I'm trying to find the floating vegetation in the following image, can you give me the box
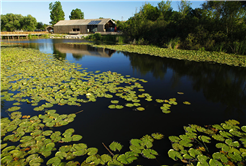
[168,119,246,165]
[183,101,191,105]
[1,110,163,165]
[67,43,246,67]
[159,98,178,114]
[1,47,151,112]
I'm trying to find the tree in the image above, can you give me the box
[140,3,160,21]
[49,1,65,26]
[157,0,172,20]
[69,8,84,20]
[203,1,246,36]
[21,14,37,31]
[1,13,22,31]
[178,0,192,18]
[36,22,47,30]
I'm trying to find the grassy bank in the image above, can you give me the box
[67,42,246,67]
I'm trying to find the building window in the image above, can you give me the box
[73,28,80,31]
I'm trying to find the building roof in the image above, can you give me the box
[54,18,115,26]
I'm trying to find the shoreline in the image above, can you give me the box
[67,42,246,67]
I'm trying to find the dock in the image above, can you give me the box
[1,32,49,39]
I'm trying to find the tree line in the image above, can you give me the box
[1,13,45,32]
[1,1,84,32]
[117,0,246,55]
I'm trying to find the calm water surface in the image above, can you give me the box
[2,39,246,165]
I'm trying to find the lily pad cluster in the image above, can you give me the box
[84,133,164,165]
[168,119,246,165]
[1,47,151,112]
[67,42,246,67]
[156,98,178,114]
[1,110,80,166]
[1,110,164,166]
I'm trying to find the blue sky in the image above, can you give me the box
[1,1,206,25]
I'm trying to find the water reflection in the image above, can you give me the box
[124,52,246,117]
[54,43,115,58]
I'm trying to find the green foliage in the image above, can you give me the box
[117,0,246,55]
[109,142,122,152]
[1,13,37,31]
[168,119,246,165]
[49,1,65,26]
[71,42,246,67]
[69,8,84,20]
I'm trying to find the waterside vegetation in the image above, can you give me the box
[117,1,246,55]
[67,42,246,67]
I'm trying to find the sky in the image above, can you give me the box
[1,0,206,25]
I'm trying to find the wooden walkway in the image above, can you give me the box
[1,32,49,39]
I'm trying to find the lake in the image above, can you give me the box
[2,39,246,165]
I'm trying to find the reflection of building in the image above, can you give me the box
[54,43,115,58]
[53,18,116,34]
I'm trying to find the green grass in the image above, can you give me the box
[67,42,246,67]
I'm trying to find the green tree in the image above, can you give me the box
[49,1,65,26]
[69,8,84,20]
[1,13,22,31]
[178,0,192,18]
[140,3,160,21]
[21,14,37,31]
[157,0,172,20]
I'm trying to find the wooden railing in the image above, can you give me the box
[1,31,49,35]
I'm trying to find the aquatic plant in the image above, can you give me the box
[1,47,152,113]
[67,42,246,67]
[168,119,246,165]
[1,110,164,165]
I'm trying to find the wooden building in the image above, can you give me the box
[53,18,116,34]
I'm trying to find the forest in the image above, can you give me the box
[117,1,246,55]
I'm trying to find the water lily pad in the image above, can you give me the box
[116,105,124,109]
[7,106,21,112]
[142,149,158,159]
[117,153,137,164]
[46,157,61,165]
[108,105,116,109]
[109,142,122,152]
[111,100,119,104]
[87,147,98,155]
[183,101,191,105]
[72,135,82,141]
[125,103,134,107]
[136,107,145,111]
[151,133,164,140]
[168,149,182,161]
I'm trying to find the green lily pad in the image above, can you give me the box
[142,149,158,159]
[183,101,191,105]
[108,105,116,109]
[151,133,164,140]
[7,106,21,112]
[136,107,145,111]
[111,100,119,104]
[109,142,122,152]
[87,147,98,155]
[168,149,182,161]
